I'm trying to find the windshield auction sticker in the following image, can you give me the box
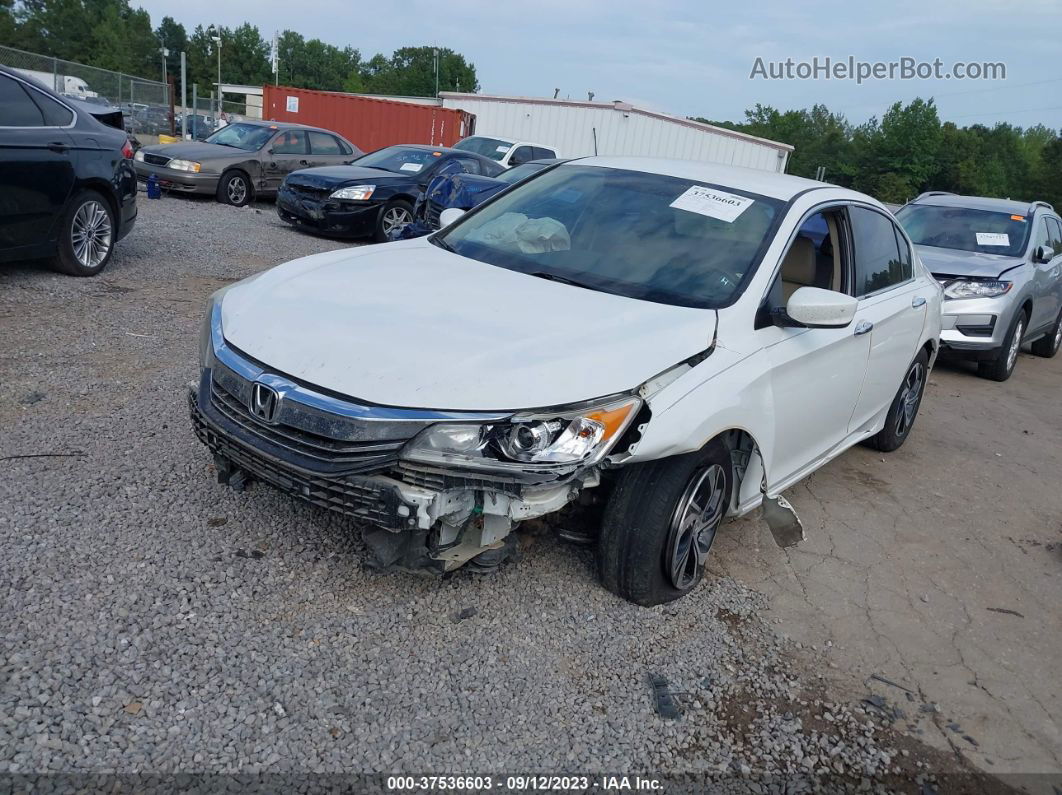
[670,186,754,223]
[975,232,1010,246]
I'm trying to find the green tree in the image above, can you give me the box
[155,15,187,80]
[362,46,478,96]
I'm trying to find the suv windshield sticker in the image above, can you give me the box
[670,186,754,223]
[975,232,1010,246]
[399,162,423,172]
[496,145,509,153]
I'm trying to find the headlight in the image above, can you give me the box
[402,397,641,471]
[134,150,145,162]
[944,280,1011,299]
[330,185,375,200]
[169,159,202,173]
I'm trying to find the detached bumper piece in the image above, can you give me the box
[189,389,418,531]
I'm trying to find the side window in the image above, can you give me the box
[759,208,846,327]
[454,157,481,175]
[1047,217,1062,256]
[480,159,505,178]
[308,131,342,155]
[28,89,74,126]
[892,226,913,282]
[337,138,354,156]
[509,145,534,166]
[272,130,307,155]
[0,74,45,126]
[849,206,908,296]
[1032,217,1051,252]
[533,147,556,160]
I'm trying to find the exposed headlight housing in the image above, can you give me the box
[134,149,145,162]
[330,185,375,200]
[402,397,641,472]
[944,279,1011,299]
[168,158,202,173]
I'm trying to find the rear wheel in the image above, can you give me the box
[217,171,251,207]
[375,200,414,242]
[868,349,928,452]
[1030,310,1062,358]
[597,438,732,606]
[978,311,1026,382]
[51,190,115,277]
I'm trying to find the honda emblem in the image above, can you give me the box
[250,382,280,423]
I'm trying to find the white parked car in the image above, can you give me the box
[190,158,942,605]
[452,135,558,168]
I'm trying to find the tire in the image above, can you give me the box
[217,170,251,207]
[51,190,116,277]
[374,199,414,243]
[977,310,1027,382]
[1030,310,1062,358]
[867,348,929,452]
[597,438,732,606]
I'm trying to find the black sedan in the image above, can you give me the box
[277,145,506,242]
[0,66,137,276]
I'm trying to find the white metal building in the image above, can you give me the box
[438,93,792,172]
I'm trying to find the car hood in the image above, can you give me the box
[286,166,410,188]
[220,239,716,411]
[142,141,250,161]
[915,245,1023,279]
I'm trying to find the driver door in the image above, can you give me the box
[758,207,872,487]
[261,130,309,191]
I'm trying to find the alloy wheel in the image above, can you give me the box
[664,464,727,590]
[1054,319,1061,352]
[71,200,112,270]
[382,207,412,236]
[1007,319,1024,373]
[895,361,924,437]
[227,176,248,205]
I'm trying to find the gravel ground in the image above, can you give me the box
[0,196,1009,791]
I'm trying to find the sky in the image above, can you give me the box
[133,0,1062,130]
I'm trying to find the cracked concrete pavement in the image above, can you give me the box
[714,350,1062,789]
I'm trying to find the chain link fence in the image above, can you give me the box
[0,44,172,136]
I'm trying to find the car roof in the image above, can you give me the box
[565,156,831,201]
[246,119,342,135]
[908,192,1053,216]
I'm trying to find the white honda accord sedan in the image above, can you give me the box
[190,158,942,605]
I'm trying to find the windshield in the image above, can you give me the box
[496,162,550,185]
[204,123,274,151]
[352,146,441,174]
[453,136,512,161]
[436,165,783,309]
[896,204,1031,257]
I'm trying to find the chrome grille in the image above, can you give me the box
[208,365,414,475]
[143,153,170,166]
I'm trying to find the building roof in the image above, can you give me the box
[439,92,794,153]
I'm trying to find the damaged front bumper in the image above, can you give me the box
[188,357,596,573]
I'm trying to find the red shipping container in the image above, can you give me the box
[262,85,473,152]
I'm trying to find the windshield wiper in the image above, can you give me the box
[527,271,598,291]
[430,235,455,253]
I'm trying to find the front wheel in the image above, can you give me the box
[597,438,732,606]
[868,349,929,452]
[375,200,414,242]
[978,311,1026,382]
[51,190,116,276]
[217,171,251,207]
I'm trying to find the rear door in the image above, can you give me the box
[846,206,927,433]
[1030,216,1061,330]
[261,129,309,190]
[1045,217,1062,324]
[0,73,77,258]
[307,131,353,167]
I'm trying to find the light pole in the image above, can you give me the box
[208,25,222,121]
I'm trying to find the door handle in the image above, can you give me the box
[911,295,926,308]
[298,159,308,166]
[854,320,874,336]
[48,141,69,152]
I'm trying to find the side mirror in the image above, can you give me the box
[1036,245,1054,263]
[439,207,465,228]
[783,286,858,328]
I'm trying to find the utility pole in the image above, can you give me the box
[180,51,187,139]
[271,31,279,87]
[434,47,439,97]
[208,25,222,121]
[160,43,169,86]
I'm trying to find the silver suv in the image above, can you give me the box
[896,193,1062,381]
